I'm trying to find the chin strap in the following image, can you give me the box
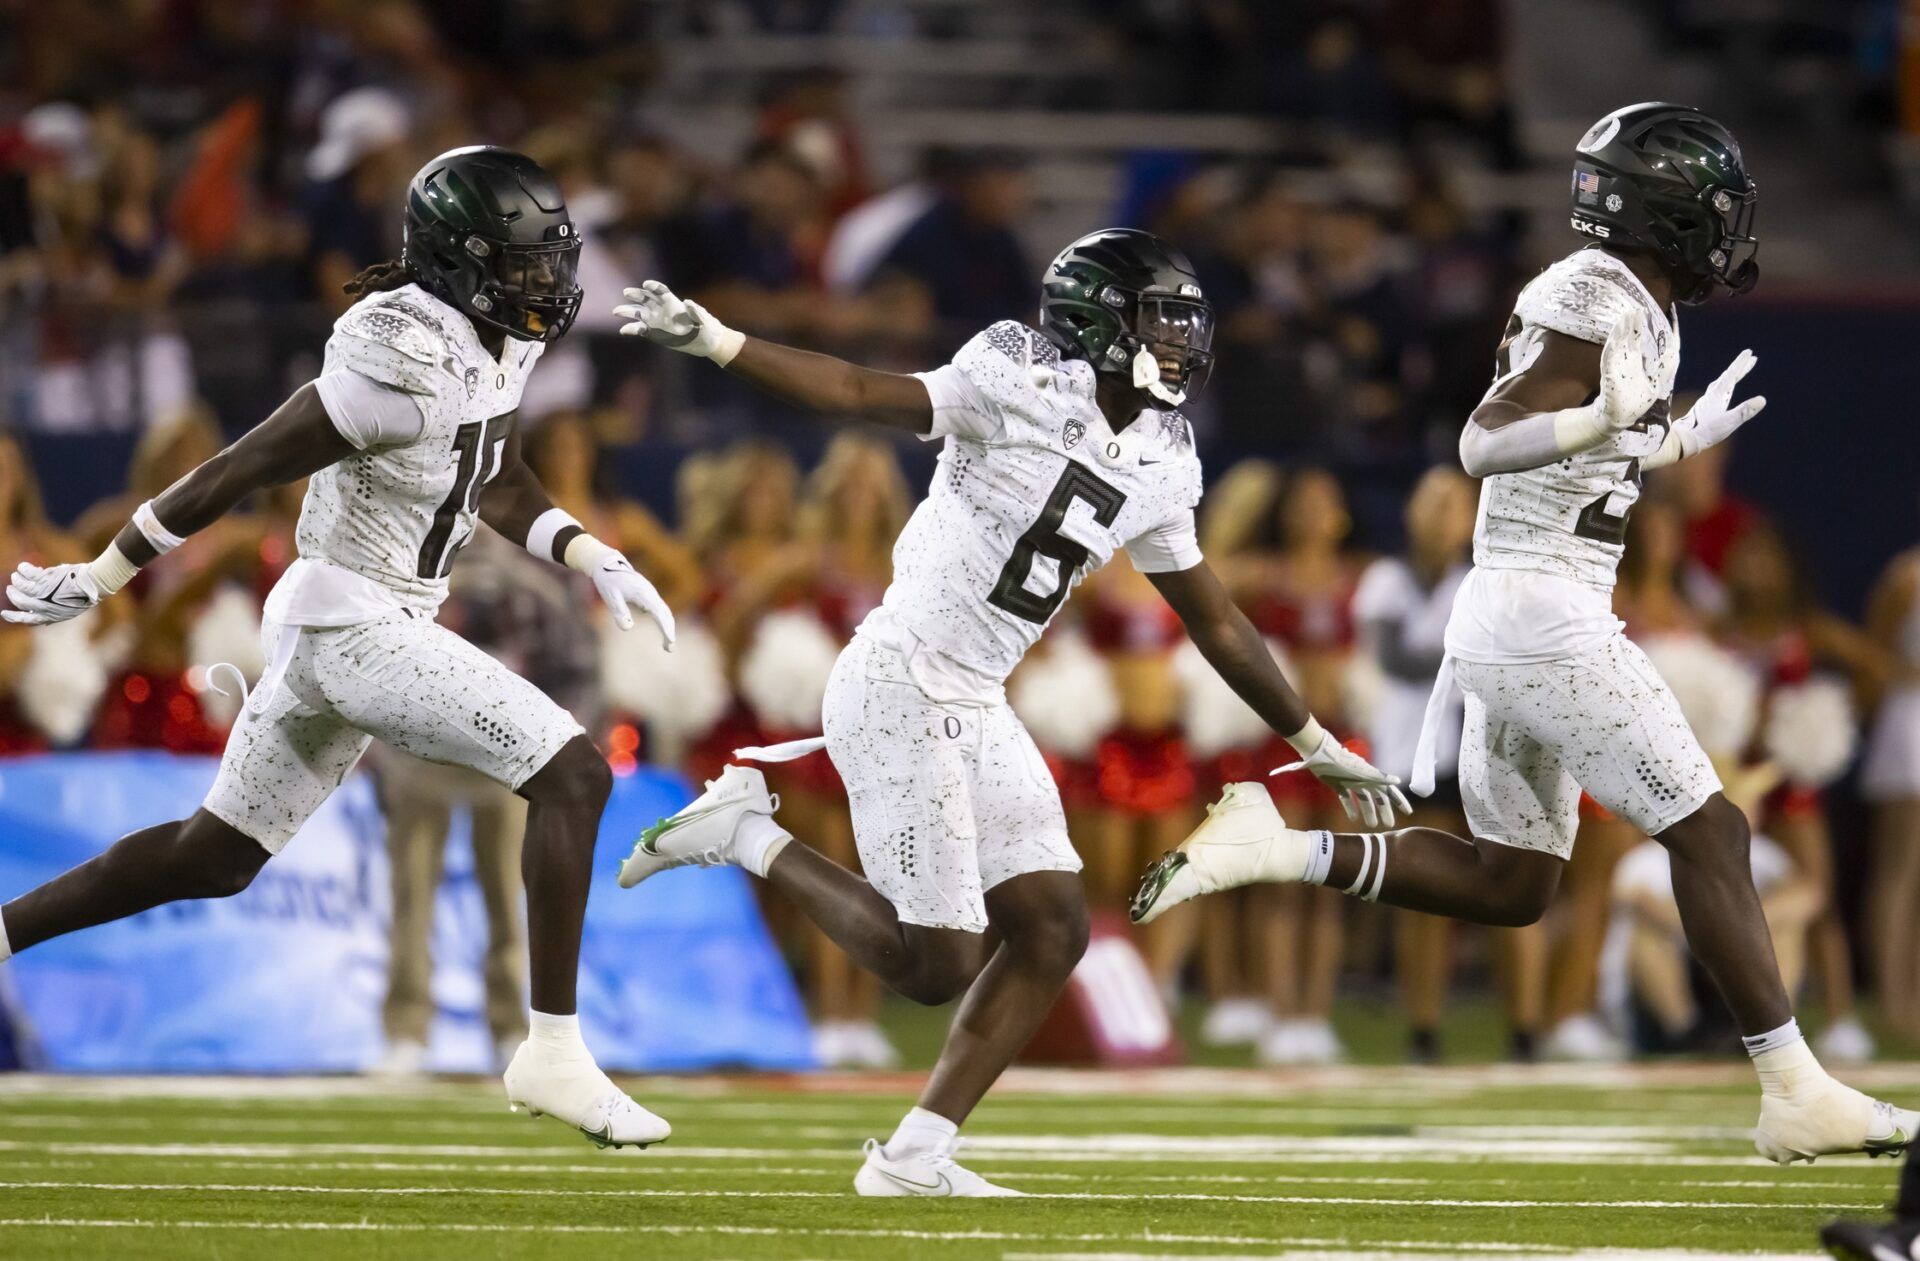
[1131,346,1186,407]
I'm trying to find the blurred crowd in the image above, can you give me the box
[2,1,1918,1068]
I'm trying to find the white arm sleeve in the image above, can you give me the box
[912,363,1004,443]
[314,369,427,450]
[1125,508,1203,574]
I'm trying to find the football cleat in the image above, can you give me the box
[502,1040,671,1150]
[1131,782,1305,924]
[1756,1085,1917,1165]
[619,764,778,889]
[1820,1216,1920,1261]
[853,1138,1023,1197]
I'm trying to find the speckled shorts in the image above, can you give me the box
[205,611,583,853]
[822,634,1079,934]
[1454,633,1720,859]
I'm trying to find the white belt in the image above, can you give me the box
[1410,655,1458,798]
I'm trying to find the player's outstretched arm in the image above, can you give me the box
[1458,313,1666,478]
[478,426,676,649]
[5,383,355,625]
[613,281,933,433]
[1150,560,1411,828]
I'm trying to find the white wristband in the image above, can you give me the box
[710,325,745,368]
[86,543,139,595]
[1285,715,1329,759]
[132,501,186,555]
[527,507,581,564]
[562,533,618,574]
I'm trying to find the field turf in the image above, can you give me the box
[1,1060,1914,1261]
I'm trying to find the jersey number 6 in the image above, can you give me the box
[988,462,1127,625]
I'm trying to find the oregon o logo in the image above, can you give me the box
[1106,441,1121,460]
[944,716,962,739]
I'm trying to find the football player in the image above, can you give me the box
[613,229,1408,1195]
[1130,102,1918,1163]
[0,147,676,1149]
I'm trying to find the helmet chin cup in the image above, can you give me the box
[1132,345,1187,406]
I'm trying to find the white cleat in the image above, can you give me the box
[502,1040,671,1150]
[854,1138,1023,1197]
[1816,1017,1878,1066]
[1543,1014,1629,1064]
[619,764,777,889]
[1755,1082,1918,1165]
[1131,782,1306,925]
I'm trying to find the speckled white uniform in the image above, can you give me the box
[205,286,582,852]
[1448,249,1719,857]
[824,321,1206,932]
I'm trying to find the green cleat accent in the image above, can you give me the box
[1130,851,1187,924]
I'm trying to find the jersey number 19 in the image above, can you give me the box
[418,414,513,580]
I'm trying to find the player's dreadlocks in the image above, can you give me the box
[342,258,413,297]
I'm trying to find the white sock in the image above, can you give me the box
[1301,831,1335,887]
[885,1106,958,1159]
[1745,1020,1822,1098]
[0,910,10,964]
[735,812,793,878]
[528,1010,586,1056]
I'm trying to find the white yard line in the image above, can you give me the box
[0,1138,1848,1168]
[0,1217,1837,1254]
[0,1180,1880,1209]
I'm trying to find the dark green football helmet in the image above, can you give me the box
[1569,102,1758,305]
[1039,228,1214,405]
[403,146,583,343]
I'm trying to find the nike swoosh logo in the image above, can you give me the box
[878,1167,951,1194]
[48,575,90,609]
[1864,1127,1910,1157]
[1139,456,1161,466]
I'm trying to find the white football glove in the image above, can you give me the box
[1593,308,1673,433]
[1645,348,1765,469]
[581,546,676,650]
[613,281,743,364]
[1273,723,1412,830]
[4,561,107,626]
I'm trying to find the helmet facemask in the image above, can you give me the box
[1110,290,1215,407]
[463,234,584,341]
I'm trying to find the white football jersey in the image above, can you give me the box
[297,284,543,615]
[867,321,1205,702]
[1472,248,1677,591]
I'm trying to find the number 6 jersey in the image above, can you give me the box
[267,283,543,628]
[866,320,1205,704]
[1448,247,1677,665]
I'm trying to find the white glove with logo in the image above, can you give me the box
[613,282,745,366]
[566,537,676,650]
[5,561,107,625]
[1273,719,1412,830]
[1644,349,1765,469]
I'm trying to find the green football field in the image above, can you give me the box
[1,1059,1914,1261]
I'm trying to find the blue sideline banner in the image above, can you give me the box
[0,752,814,1074]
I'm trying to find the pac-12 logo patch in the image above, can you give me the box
[465,366,480,399]
[1063,419,1085,450]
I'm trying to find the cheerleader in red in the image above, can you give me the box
[720,435,909,1069]
[1081,556,1200,988]
[1225,466,1364,1065]
[1718,524,1888,1064]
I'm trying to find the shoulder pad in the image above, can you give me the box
[330,298,446,395]
[1514,252,1657,346]
[975,320,1059,369]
